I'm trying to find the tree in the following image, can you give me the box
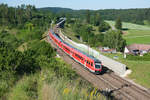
[94,12,103,26]
[115,17,122,30]
[103,30,126,52]
[98,21,110,32]
[86,10,90,24]
[25,22,34,31]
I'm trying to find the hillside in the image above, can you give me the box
[38,7,74,13]
[38,7,150,25]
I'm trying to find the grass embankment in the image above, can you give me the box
[8,58,106,100]
[62,27,82,43]
[63,23,150,88]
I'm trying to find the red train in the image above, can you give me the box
[49,30,102,74]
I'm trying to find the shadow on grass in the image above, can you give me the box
[122,28,129,31]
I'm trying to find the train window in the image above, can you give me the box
[86,60,88,64]
[75,53,82,60]
[87,61,90,65]
[91,62,93,66]
[89,61,90,65]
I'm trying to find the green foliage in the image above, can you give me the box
[16,28,44,43]
[93,12,103,26]
[0,40,54,98]
[25,22,34,31]
[0,30,22,48]
[71,21,104,47]
[98,21,111,32]
[40,64,106,100]
[103,30,126,52]
[0,41,22,97]
[127,53,150,61]
[40,7,150,25]
[27,40,56,58]
[86,10,90,24]
[115,17,122,30]
[9,75,38,100]
[0,4,52,30]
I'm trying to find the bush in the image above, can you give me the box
[9,75,38,100]
[98,22,111,32]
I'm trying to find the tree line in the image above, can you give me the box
[40,7,150,25]
[0,4,57,30]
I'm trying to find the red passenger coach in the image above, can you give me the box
[49,30,102,74]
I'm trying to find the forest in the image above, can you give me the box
[39,7,150,25]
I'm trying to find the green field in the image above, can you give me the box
[125,36,150,45]
[106,20,150,30]
[123,30,150,44]
[106,21,150,45]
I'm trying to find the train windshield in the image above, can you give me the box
[95,63,101,69]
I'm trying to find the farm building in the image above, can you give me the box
[99,47,116,53]
[124,44,150,57]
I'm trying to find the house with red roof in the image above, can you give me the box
[124,44,150,57]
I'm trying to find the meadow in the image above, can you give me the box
[106,20,150,45]
[106,20,150,30]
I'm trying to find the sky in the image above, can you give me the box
[0,0,150,10]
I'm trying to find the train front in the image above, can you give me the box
[94,60,102,74]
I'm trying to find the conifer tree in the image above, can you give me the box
[115,17,122,30]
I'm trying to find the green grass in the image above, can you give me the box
[106,21,150,45]
[106,20,150,30]
[8,58,106,100]
[8,75,38,100]
[92,26,100,34]
[39,62,106,100]
[124,30,150,37]
[125,36,150,45]
[62,27,82,43]
[123,30,150,45]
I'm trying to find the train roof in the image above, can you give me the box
[50,30,101,63]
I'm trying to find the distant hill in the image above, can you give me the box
[38,7,74,13]
[38,7,150,25]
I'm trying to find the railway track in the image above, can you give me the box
[107,72,150,99]
[46,35,150,100]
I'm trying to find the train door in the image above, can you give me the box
[84,59,87,67]
[86,60,90,69]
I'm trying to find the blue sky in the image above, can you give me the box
[0,0,150,10]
